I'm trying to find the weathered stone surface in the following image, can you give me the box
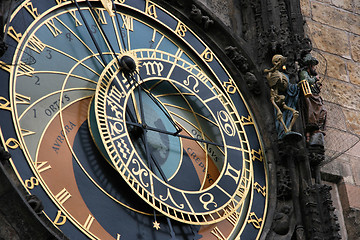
[197,0,231,27]
[306,21,350,58]
[323,101,348,130]
[313,51,349,82]
[311,1,360,35]
[347,61,360,86]
[339,182,360,209]
[349,155,360,186]
[350,34,360,62]
[300,0,311,17]
[343,108,360,135]
[321,155,354,184]
[322,78,360,110]
[331,0,354,11]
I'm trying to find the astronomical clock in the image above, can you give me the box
[0,0,268,239]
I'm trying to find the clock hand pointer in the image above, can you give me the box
[126,121,223,147]
[73,0,108,65]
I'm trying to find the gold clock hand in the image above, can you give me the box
[99,0,115,17]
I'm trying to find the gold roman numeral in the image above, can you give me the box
[45,18,62,37]
[35,161,52,173]
[21,128,36,137]
[17,61,35,77]
[55,188,72,205]
[27,35,46,53]
[8,26,22,42]
[94,8,107,25]
[69,10,82,26]
[211,226,226,240]
[83,214,95,230]
[121,14,134,31]
[15,93,31,105]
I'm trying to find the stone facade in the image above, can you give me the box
[300,0,360,238]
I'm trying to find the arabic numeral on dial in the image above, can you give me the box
[33,109,37,118]
[217,110,236,136]
[25,176,39,189]
[33,76,40,85]
[45,49,52,59]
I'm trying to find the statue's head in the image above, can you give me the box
[301,53,318,67]
[272,54,287,69]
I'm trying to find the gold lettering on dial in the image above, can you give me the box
[6,138,22,149]
[223,80,236,94]
[21,128,36,137]
[117,233,121,240]
[55,0,69,5]
[121,14,134,31]
[45,18,62,37]
[53,210,67,226]
[24,1,40,19]
[17,61,35,77]
[199,192,217,210]
[145,0,158,18]
[0,96,11,111]
[175,22,187,37]
[15,93,31,105]
[211,226,226,240]
[7,26,22,42]
[94,8,108,25]
[224,162,241,184]
[69,10,82,26]
[36,161,52,173]
[251,149,263,162]
[247,212,263,229]
[25,177,39,190]
[254,182,266,197]
[84,214,95,230]
[200,48,214,62]
[55,188,72,205]
[142,61,164,76]
[27,35,46,54]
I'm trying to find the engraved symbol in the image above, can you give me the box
[201,48,214,62]
[6,138,22,149]
[25,177,39,189]
[159,188,185,209]
[223,80,236,94]
[183,75,199,93]
[240,115,254,125]
[117,139,130,158]
[131,159,149,187]
[199,193,217,210]
[142,61,164,76]
[145,0,158,18]
[224,163,241,184]
[251,149,263,162]
[247,212,263,229]
[217,110,236,137]
[175,22,187,37]
[109,121,124,136]
[53,210,67,226]
[254,182,266,197]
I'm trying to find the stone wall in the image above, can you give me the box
[300,0,360,238]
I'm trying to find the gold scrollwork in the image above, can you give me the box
[131,159,149,187]
[199,192,217,210]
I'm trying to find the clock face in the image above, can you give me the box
[0,0,268,239]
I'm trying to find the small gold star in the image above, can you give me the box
[153,220,160,230]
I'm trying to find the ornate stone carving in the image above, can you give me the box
[276,168,292,200]
[25,195,44,215]
[190,4,213,30]
[224,46,250,73]
[273,206,291,235]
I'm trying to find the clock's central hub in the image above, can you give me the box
[119,55,137,74]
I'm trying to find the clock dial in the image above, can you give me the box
[0,0,267,239]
